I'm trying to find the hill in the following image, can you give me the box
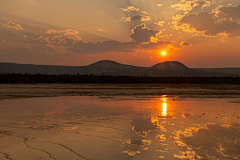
[0,60,237,77]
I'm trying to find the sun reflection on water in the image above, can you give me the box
[162,102,167,117]
[2,96,240,160]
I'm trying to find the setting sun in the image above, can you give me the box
[162,51,166,56]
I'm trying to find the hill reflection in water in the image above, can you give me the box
[0,96,240,160]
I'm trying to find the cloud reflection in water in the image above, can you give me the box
[1,96,240,159]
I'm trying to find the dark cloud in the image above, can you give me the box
[205,21,240,38]
[130,15,142,21]
[180,12,215,31]
[218,5,240,20]
[181,41,192,46]
[130,24,158,43]
[178,12,240,37]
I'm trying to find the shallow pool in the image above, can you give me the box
[0,96,240,160]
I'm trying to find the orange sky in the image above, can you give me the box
[0,0,240,68]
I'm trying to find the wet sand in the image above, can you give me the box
[1,84,240,100]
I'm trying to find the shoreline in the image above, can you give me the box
[1,84,240,100]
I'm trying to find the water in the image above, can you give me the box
[0,96,240,160]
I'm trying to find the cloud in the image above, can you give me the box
[120,6,151,21]
[46,29,81,38]
[205,21,240,38]
[34,29,83,51]
[157,4,163,7]
[130,15,150,21]
[171,0,212,13]
[26,24,173,55]
[130,24,158,43]
[130,15,142,21]
[217,5,240,20]
[68,24,173,54]
[121,6,139,12]
[157,21,165,26]
[177,12,240,38]
[181,41,192,47]
[1,21,23,30]
[37,28,142,54]
[179,12,215,31]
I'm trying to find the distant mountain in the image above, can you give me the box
[152,61,189,71]
[67,60,146,75]
[0,60,238,77]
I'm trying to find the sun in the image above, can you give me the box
[162,51,166,56]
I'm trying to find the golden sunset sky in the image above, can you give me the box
[0,0,240,67]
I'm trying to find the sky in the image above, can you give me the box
[0,0,240,68]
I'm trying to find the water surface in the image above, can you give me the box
[0,96,240,160]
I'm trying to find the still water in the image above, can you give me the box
[0,96,240,160]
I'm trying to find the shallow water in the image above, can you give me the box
[0,96,240,160]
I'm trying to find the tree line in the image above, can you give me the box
[0,73,240,84]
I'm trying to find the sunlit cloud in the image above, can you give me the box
[35,29,83,51]
[1,21,23,30]
[120,6,151,21]
[177,12,240,38]
[121,6,139,12]
[171,0,212,14]
[157,21,165,26]
[172,13,185,21]
[220,37,229,43]
[46,29,81,37]
[171,3,240,39]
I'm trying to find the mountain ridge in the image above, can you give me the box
[0,60,238,77]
